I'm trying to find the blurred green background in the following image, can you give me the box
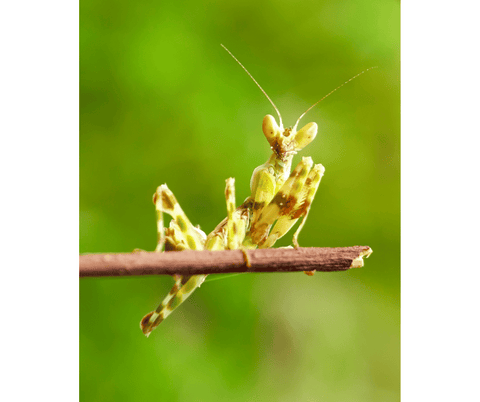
[80,0,399,400]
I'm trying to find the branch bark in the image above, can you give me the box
[80,246,372,278]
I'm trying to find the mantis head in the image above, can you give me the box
[262,114,317,161]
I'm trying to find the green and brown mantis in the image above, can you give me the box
[140,45,374,337]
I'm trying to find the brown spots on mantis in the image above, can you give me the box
[141,312,154,330]
[271,141,283,159]
[164,238,177,251]
[161,191,176,212]
[140,311,164,335]
[225,186,231,200]
[271,191,287,207]
[282,195,298,216]
[180,276,191,286]
[169,283,179,295]
[253,201,265,211]
[292,201,310,219]
[270,192,298,215]
[271,139,295,163]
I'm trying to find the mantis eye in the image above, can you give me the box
[262,114,281,146]
[294,122,318,151]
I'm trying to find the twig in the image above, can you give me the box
[80,246,372,278]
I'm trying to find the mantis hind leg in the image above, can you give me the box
[140,184,207,337]
[140,274,207,336]
[141,179,250,336]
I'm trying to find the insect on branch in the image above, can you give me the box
[79,246,372,278]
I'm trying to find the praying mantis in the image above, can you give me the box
[140,45,374,337]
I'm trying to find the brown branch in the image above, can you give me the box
[79,246,372,278]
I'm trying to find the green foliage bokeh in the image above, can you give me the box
[80,0,400,400]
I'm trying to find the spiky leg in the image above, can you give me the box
[141,180,250,336]
[140,184,207,337]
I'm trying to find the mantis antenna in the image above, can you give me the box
[221,44,377,132]
[221,44,284,129]
[293,66,378,131]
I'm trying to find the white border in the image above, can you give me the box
[0,2,79,400]
[402,1,479,399]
